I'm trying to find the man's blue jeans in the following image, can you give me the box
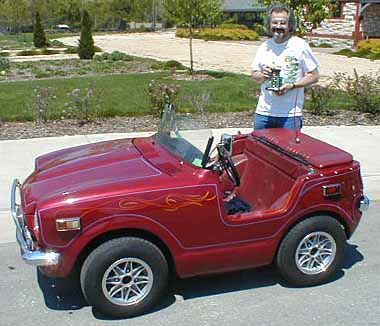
[254,113,303,130]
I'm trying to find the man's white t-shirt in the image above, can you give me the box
[251,36,320,117]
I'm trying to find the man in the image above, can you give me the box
[251,4,320,130]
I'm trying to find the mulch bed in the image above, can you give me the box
[1,110,379,141]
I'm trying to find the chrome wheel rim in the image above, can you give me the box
[102,258,153,306]
[295,232,336,275]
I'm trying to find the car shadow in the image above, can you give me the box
[37,242,363,318]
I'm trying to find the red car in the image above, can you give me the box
[11,106,369,317]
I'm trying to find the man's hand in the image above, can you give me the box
[251,66,273,83]
[262,66,273,80]
[274,83,294,96]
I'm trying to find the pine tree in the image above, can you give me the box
[78,10,96,60]
[33,11,47,48]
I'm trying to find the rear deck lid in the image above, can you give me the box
[252,129,353,169]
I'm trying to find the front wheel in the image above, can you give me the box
[80,237,168,318]
[276,216,346,286]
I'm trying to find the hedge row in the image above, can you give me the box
[176,28,259,41]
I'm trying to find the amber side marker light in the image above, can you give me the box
[56,217,81,232]
[322,184,342,197]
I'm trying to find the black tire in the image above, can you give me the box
[80,237,168,318]
[276,215,346,286]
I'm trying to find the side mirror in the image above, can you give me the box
[221,134,233,155]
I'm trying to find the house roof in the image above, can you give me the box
[361,0,380,3]
[223,0,267,13]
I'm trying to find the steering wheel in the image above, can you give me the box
[219,150,240,187]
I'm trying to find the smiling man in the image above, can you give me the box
[251,4,320,130]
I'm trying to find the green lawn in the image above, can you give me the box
[0,72,258,121]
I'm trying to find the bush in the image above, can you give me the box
[31,86,55,123]
[148,80,180,117]
[254,24,266,36]
[50,40,65,47]
[176,28,259,41]
[33,12,48,48]
[0,52,10,57]
[78,10,95,59]
[357,39,380,54]
[64,86,101,123]
[162,60,186,70]
[94,51,133,61]
[0,57,10,71]
[218,23,248,30]
[306,85,334,115]
[330,69,380,114]
[335,41,380,60]
[17,49,41,56]
[41,48,61,55]
[64,46,79,54]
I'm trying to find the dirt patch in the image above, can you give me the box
[1,110,379,141]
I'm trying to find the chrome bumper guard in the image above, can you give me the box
[359,195,370,212]
[11,179,61,266]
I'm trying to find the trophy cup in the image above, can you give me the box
[266,67,282,92]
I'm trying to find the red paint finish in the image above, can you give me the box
[20,129,365,279]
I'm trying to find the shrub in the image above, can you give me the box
[306,85,334,115]
[78,10,95,59]
[64,46,79,54]
[330,69,380,114]
[357,39,380,54]
[31,86,55,123]
[17,49,41,56]
[0,57,10,71]
[254,24,266,36]
[41,48,61,55]
[33,12,48,48]
[163,60,186,70]
[94,51,133,61]
[148,80,180,117]
[176,28,259,41]
[0,52,10,57]
[49,40,65,47]
[218,23,248,30]
[334,43,380,60]
[64,86,101,123]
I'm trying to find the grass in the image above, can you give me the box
[0,32,79,50]
[0,72,258,121]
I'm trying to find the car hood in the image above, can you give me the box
[21,138,162,213]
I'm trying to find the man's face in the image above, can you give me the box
[270,10,291,44]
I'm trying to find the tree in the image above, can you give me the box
[78,9,96,59]
[164,0,222,74]
[33,11,47,48]
[263,0,331,34]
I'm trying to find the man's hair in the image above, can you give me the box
[263,4,297,35]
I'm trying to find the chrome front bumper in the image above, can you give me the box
[11,179,61,266]
[359,195,370,212]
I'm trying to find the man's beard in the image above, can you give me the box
[272,27,290,43]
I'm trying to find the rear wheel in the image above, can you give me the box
[80,237,168,317]
[277,215,346,286]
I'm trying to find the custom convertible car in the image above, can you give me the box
[11,105,369,317]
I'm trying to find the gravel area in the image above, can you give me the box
[1,110,379,141]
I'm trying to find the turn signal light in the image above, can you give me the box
[322,184,342,197]
[56,217,81,232]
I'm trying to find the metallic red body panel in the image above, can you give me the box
[21,129,365,279]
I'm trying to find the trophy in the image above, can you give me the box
[266,67,283,92]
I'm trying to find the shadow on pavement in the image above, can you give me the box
[37,242,363,319]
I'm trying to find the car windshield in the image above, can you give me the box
[155,105,214,167]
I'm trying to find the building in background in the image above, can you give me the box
[307,0,380,48]
[222,0,266,28]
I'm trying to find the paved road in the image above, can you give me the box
[58,31,380,82]
[1,201,378,326]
